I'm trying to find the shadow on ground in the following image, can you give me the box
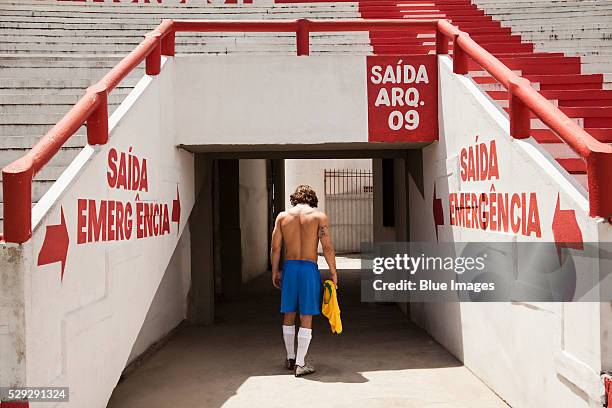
[108,268,498,408]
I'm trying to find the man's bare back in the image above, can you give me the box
[270,204,337,289]
[277,204,324,263]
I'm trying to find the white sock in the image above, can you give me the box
[295,327,312,367]
[282,325,296,359]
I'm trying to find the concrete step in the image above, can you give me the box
[498,18,612,30]
[582,57,612,74]
[517,26,612,35]
[0,12,359,25]
[0,103,121,115]
[478,3,612,12]
[0,134,87,149]
[0,49,375,58]
[0,92,129,105]
[0,33,370,51]
[0,2,355,10]
[0,19,368,31]
[498,22,612,33]
[0,66,145,79]
[530,38,612,49]
[0,59,130,69]
[542,142,581,159]
[521,32,612,42]
[0,54,128,63]
[0,3,355,12]
[0,0,346,5]
[0,77,140,89]
[0,21,293,30]
[0,123,83,136]
[0,30,369,39]
[495,22,612,34]
[0,100,125,125]
[0,85,134,96]
[478,5,612,15]
[0,7,359,17]
[0,147,81,169]
[533,43,612,54]
[0,112,94,124]
[0,35,371,46]
[490,88,612,103]
[0,43,373,53]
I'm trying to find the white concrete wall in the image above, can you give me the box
[175,55,368,147]
[0,57,196,407]
[239,159,269,282]
[409,55,609,408]
[284,159,372,212]
[127,226,191,364]
[0,244,28,389]
[598,223,612,373]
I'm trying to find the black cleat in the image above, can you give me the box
[286,358,296,370]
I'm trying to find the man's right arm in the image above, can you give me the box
[270,213,284,289]
[318,213,338,286]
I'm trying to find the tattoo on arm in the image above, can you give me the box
[318,225,329,238]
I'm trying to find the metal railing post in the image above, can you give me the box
[296,19,310,56]
[452,34,468,74]
[509,78,531,139]
[86,84,109,145]
[145,32,162,75]
[586,151,612,219]
[2,157,34,243]
[160,20,175,57]
[436,29,448,54]
[161,31,175,56]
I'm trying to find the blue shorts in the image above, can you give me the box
[280,260,322,316]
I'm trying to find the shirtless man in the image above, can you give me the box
[270,185,338,377]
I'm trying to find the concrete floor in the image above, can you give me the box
[108,257,509,408]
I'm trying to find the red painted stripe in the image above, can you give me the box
[557,158,587,174]
[532,129,612,144]
[560,99,612,107]
[0,402,30,408]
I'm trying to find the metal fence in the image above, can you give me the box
[324,169,373,253]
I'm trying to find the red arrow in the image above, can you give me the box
[552,194,583,265]
[171,186,181,234]
[37,207,69,281]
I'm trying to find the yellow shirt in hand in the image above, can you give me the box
[322,279,342,334]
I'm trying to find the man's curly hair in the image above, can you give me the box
[290,185,318,208]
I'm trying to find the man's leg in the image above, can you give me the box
[283,312,297,326]
[294,262,318,376]
[282,312,297,366]
[299,314,312,329]
[280,262,298,369]
[295,314,313,368]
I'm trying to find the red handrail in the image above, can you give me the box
[436,19,612,219]
[2,18,611,243]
